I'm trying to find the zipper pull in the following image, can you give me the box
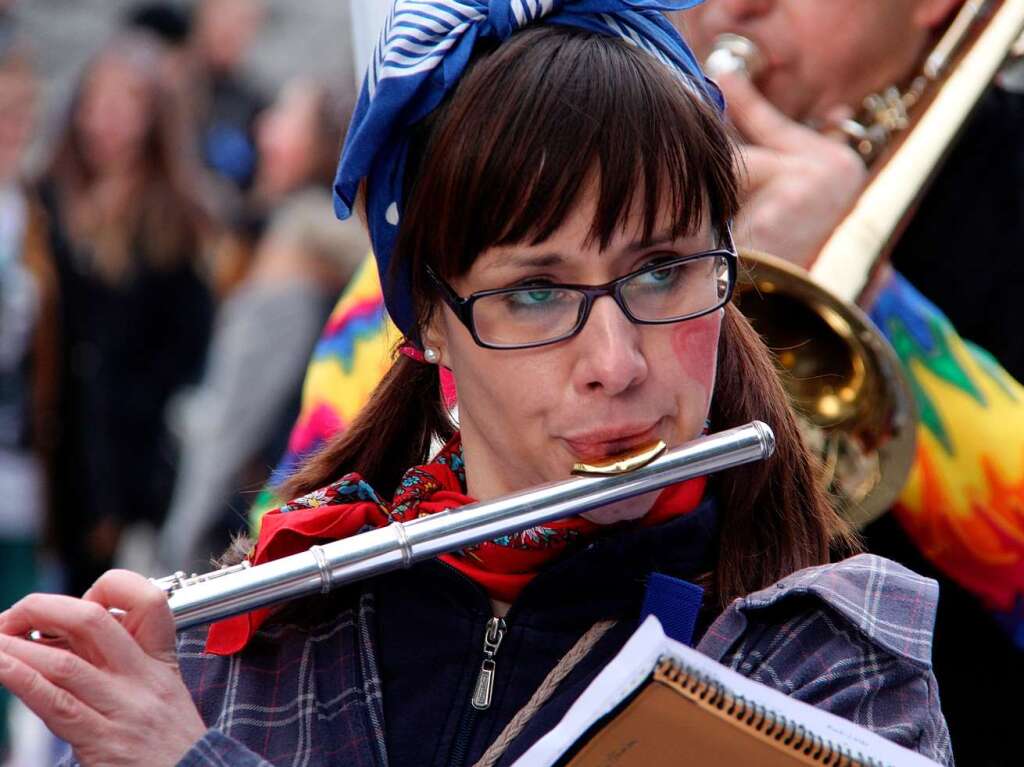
[471,616,506,710]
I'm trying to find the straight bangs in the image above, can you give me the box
[395,25,739,309]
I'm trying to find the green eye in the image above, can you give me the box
[499,286,575,314]
[633,262,682,289]
[508,287,560,306]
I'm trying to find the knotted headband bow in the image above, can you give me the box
[332,0,721,337]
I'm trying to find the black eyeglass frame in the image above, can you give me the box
[425,247,739,350]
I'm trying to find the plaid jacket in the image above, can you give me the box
[58,554,953,766]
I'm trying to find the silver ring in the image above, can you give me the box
[394,522,412,569]
[310,545,332,594]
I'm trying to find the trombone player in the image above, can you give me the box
[680,2,1024,764]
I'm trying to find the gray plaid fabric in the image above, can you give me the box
[56,553,952,766]
[697,554,953,765]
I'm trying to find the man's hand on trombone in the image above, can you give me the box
[719,70,868,268]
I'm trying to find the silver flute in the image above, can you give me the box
[157,421,775,631]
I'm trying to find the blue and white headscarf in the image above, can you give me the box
[333,0,721,337]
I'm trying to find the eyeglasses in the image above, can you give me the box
[427,248,738,350]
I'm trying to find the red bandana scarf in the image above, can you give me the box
[206,435,705,655]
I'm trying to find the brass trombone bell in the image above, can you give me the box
[734,250,917,529]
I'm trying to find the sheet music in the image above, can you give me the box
[513,616,940,767]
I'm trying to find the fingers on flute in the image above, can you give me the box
[0,634,116,712]
[0,642,106,743]
[0,593,145,671]
[83,570,176,661]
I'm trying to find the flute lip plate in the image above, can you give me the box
[571,440,668,477]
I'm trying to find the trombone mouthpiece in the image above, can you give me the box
[705,33,765,79]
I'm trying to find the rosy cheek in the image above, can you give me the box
[671,313,721,397]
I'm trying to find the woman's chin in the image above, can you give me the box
[580,490,659,525]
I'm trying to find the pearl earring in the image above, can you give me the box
[424,347,441,364]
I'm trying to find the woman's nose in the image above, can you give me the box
[571,296,648,396]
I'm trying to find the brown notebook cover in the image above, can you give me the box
[565,660,863,767]
[516,617,936,767]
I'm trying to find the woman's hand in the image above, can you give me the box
[0,570,207,767]
[718,71,868,269]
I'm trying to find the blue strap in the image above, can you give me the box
[641,572,704,646]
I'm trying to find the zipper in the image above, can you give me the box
[471,616,507,710]
[449,614,508,767]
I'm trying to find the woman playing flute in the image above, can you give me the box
[0,2,952,765]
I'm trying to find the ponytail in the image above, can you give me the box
[280,351,454,501]
[708,305,860,610]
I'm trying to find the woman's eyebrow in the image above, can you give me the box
[624,233,677,253]
[484,232,695,271]
[487,251,566,270]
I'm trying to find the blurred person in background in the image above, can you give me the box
[0,25,59,763]
[38,32,216,598]
[158,77,369,573]
[680,2,1024,764]
[122,0,267,196]
[189,0,268,192]
[123,3,250,294]
[124,1,193,49]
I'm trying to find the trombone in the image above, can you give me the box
[706,0,1024,528]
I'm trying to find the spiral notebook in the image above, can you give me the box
[513,617,940,767]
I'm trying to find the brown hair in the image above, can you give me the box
[282,26,857,609]
[44,34,210,284]
[311,83,356,190]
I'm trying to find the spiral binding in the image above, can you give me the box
[653,657,889,767]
